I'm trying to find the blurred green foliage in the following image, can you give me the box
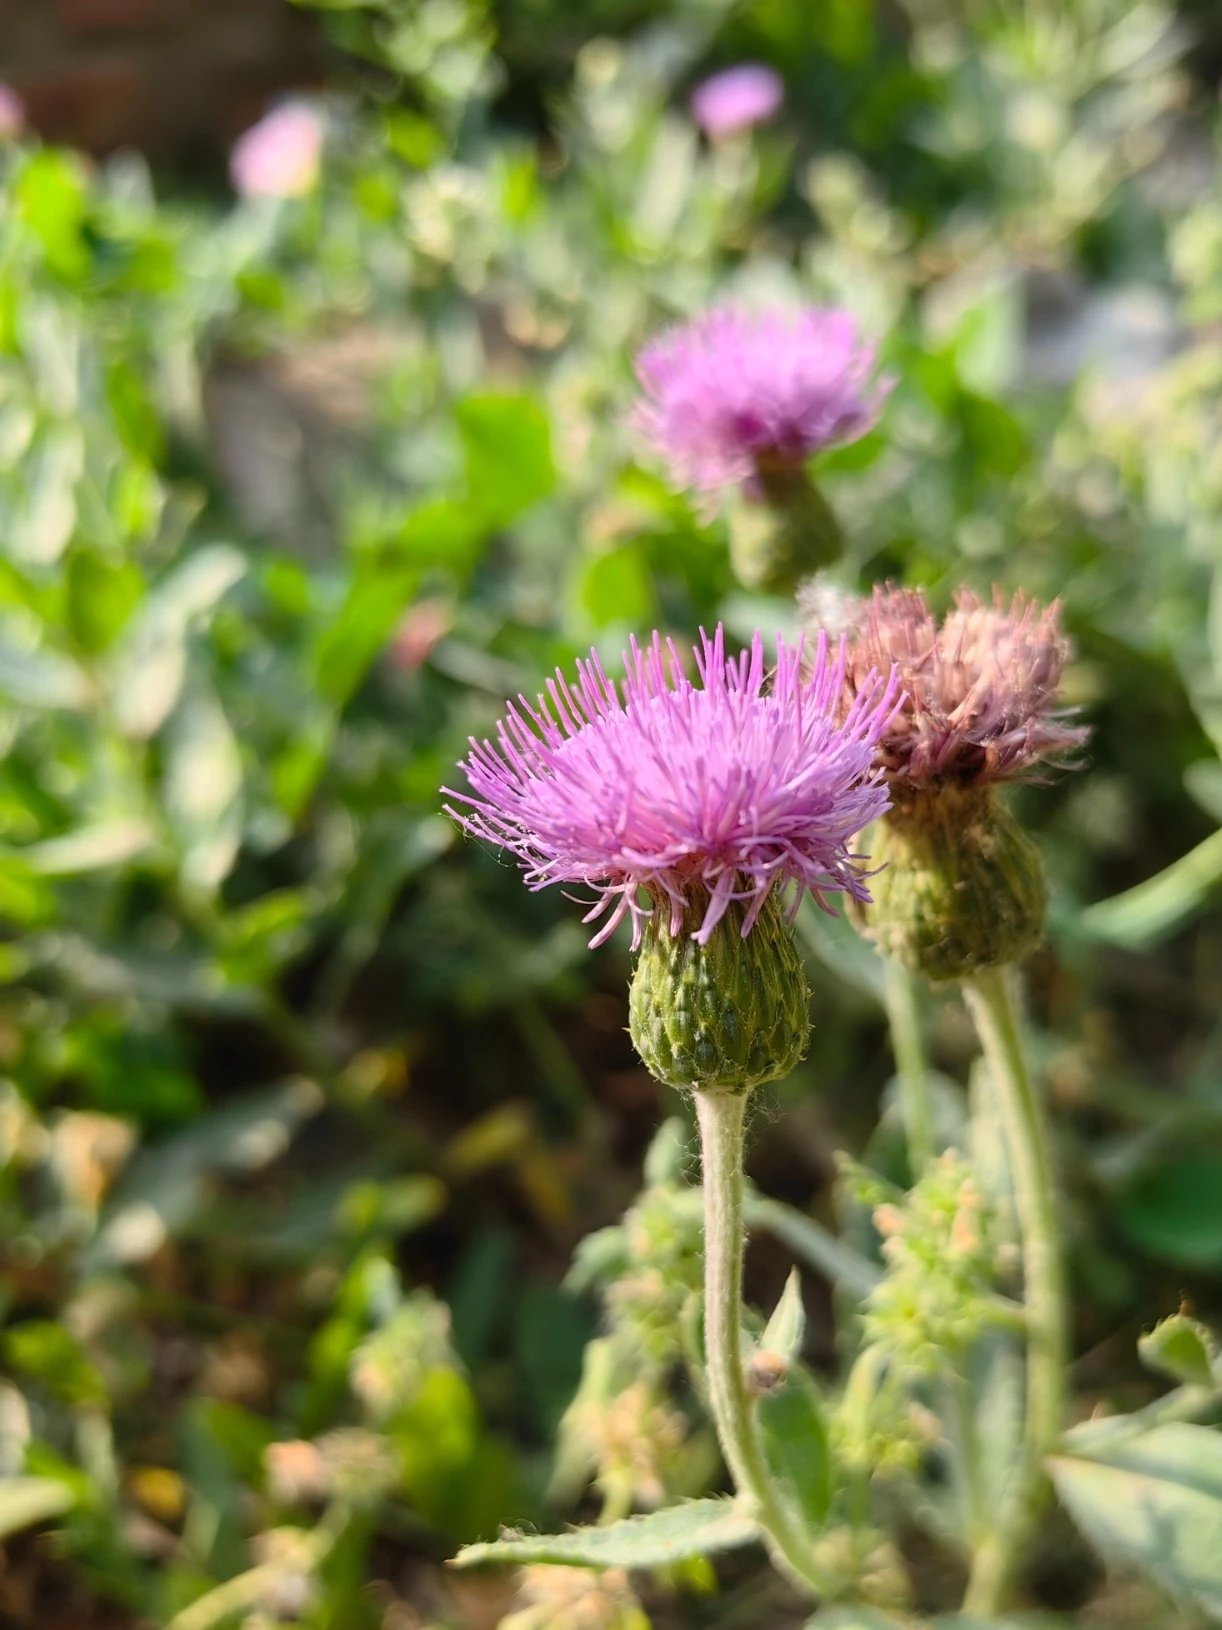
[1,0,1222,1624]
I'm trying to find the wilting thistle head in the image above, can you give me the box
[817,585,1087,979]
[834,584,1086,790]
[630,306,887,499]
[690,64,783,138]
[446,627,900,1090]
[230,100,324,200]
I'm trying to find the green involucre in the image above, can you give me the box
[860,784,1046,981]
[628,889,811,1093]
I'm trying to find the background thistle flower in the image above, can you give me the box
[630,306,888,499]
[690,64,784,138]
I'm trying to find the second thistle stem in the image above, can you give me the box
[695,1089,830,1600]
[883,956,935,1176]
[961,967,1066,1614]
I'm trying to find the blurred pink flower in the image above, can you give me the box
[0,85,26,142]
[389,600,453,672]
[230,100,324,200]
[444,625,899,949]
[630,304,887,496]
[690,64,783,138]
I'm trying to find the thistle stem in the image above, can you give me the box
[883,956,935,1176]
[961,968,1066,1615]
[695,1089,831,1600]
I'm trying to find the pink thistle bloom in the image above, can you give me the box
[835,585,1088,788]
[0,86,25,142]
[230,100,324,200]
[690,64,783,137]
[444,625,900,949]
[630,305,888,497]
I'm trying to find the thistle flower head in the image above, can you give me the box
[836,584,1086,789]
[630,305,887,497]
[690,64,783,137]
[230,100,324,200]
[444,625,899,950]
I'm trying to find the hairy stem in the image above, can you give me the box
[961,968,1066,1614]
[883,956,935,1176]
[695,1089,831,1600]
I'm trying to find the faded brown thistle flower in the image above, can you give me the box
[811,583,1088,978]
[837,584,1087,791]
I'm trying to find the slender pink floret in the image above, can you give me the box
[690,64,783,137]
[631,305,887,496]
[444,626,900,949]
[230,100,324,200]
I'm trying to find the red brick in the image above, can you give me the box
[17,58,156,153]
[57,0,187,35]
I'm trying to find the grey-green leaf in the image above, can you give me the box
[1049,1423,1222,1614]
[451,1497,757,1570]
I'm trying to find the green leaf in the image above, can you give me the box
[452,1497,757,1570]
[111,545,246,738]
[1118,1154,1222,1268]
[1049,1423,1222,1615]
[16,819,154,877]
[314,565,416,706]
[0,1477,75,1540]
[0,638,93,709]
[1138,1315,1219,1389]
[163,682,244,893]
[574,544,656,631]
[759,1371,833,1529]
[760,1267,806,1364]
[1081,829,1222,950]
[456,391,555,528]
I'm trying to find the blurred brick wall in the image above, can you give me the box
[0,0,327,158]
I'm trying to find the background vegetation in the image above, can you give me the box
[2,0,1222,1624]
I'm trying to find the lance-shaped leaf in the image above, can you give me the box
[452,1498,757,1570]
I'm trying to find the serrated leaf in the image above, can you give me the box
[759,1371,832,1529]
[0,1476,75,1539]
[1049,1423,1222,1615]
[1138,1315,1218,1389]
[760,1267,806,1363]
[452,1497,757,1570]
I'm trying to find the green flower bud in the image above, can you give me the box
[858,785,1046,981]
[727,465,843,595]
[628,889,810,1093]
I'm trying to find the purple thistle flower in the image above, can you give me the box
[690,64,783,138]
[834,585,1088,788]
[630,305,888,497]
[444,625,900,950]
